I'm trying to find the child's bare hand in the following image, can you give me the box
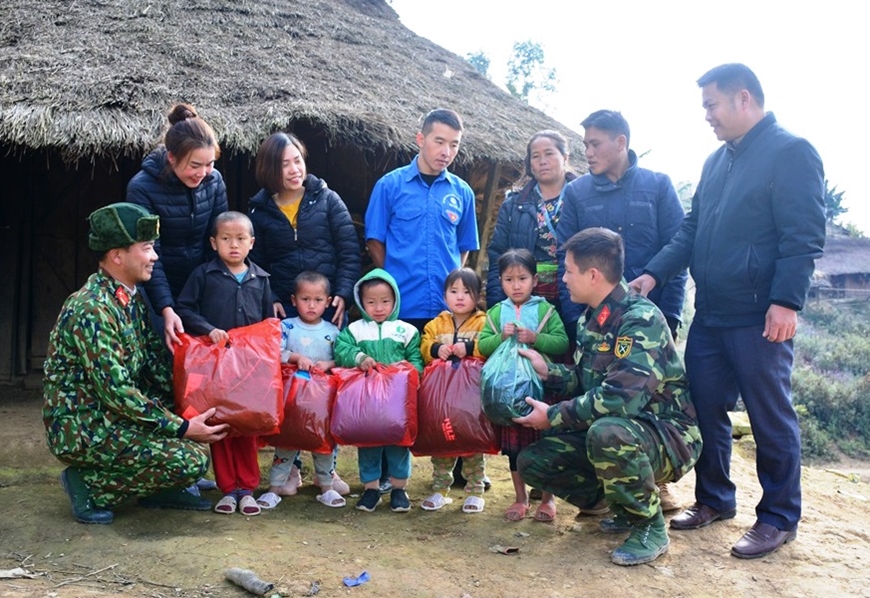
[314,360,334,373]
[515,327,537,345]
[208,329,229,344]
[502,322,517,339]
[296,356,315,371]
[359,356,377,371]
[273,301,286,318]
[451,343,468,359]
[437,344,453,360]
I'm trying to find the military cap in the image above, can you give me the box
[88,202,160,251]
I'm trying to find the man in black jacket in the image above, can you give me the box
[631,63,825,559]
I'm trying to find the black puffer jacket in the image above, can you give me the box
[126,147,228,311]
[248,174,361,308]
[486,173,577,307]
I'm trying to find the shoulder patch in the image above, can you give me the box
[614,336,633,359]
[596,305,611,328]
[115,286,130,307]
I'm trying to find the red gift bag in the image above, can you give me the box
[412,358,500,457]
[330,362,420,447]
[260,365,337,454]
[173,319,284,436]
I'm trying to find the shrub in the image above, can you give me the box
[792,303,870,458]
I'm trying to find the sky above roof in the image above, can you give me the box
[389,0,866,234]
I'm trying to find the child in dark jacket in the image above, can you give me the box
[334,268,424,513]
[176,211,272,516]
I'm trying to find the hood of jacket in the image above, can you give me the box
[353,268,401,323]
[591,149,638,193]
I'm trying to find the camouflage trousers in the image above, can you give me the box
[431,454,486,496]
[517,417,675,521]
[55,425,210,508]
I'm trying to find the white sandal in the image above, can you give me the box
[462,495,485,514]
[238,495,261,516]
[314,472,351,496]
[421,492,453,511]
[316,489,347,508]
[214,495,237,514]
[256,491,282,510]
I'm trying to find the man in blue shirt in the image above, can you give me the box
[365,108,480,331]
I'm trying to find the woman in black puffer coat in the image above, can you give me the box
[127,103,227,348]
[248,132,360,325]
[486,130,577,313]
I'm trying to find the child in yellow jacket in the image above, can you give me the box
[419,268,488,514]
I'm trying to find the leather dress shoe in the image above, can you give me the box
[731,520,797,559]
[669,502,736,530]
[60,467,114,524]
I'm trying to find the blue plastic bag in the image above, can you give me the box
[480,336,544,426]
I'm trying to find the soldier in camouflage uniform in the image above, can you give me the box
[43,202,229,524]
[514,227,701,566]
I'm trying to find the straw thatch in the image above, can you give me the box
[814,234,870,278]
[0,0,585,164]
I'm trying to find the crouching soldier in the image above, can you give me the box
[43,202,228,524]
[514,227,702,565]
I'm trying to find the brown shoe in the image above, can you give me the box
[658,483,682,513]
[731,521,797,559]
[575,498,610,517]
[670,503,736,530]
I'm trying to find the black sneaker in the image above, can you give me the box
[355,488,382,512]
[390,488,411,513]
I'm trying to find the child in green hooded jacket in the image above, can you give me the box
[334,268,424,513]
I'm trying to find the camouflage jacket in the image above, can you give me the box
[43,270,184,457]
[545,281,702,480]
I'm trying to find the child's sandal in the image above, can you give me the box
[238,495,261,516]
[421,492,452,511]
[316,489,347,508]
[256,491,282,510]
[462,495,485,514]
[214,494,237,514]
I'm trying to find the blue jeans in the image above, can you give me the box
[358,446,411,484]
[685,321,801,531]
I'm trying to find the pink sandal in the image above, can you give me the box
[504,502,529,522]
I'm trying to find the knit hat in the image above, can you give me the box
[88,202,160,251]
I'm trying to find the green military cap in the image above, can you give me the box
[88,202,160,251]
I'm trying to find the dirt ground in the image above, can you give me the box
[1,388,869,598]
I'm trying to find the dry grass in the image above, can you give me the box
[0,0,585,166]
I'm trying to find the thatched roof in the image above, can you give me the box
[815,234,870,277]
[0,0,585,165]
